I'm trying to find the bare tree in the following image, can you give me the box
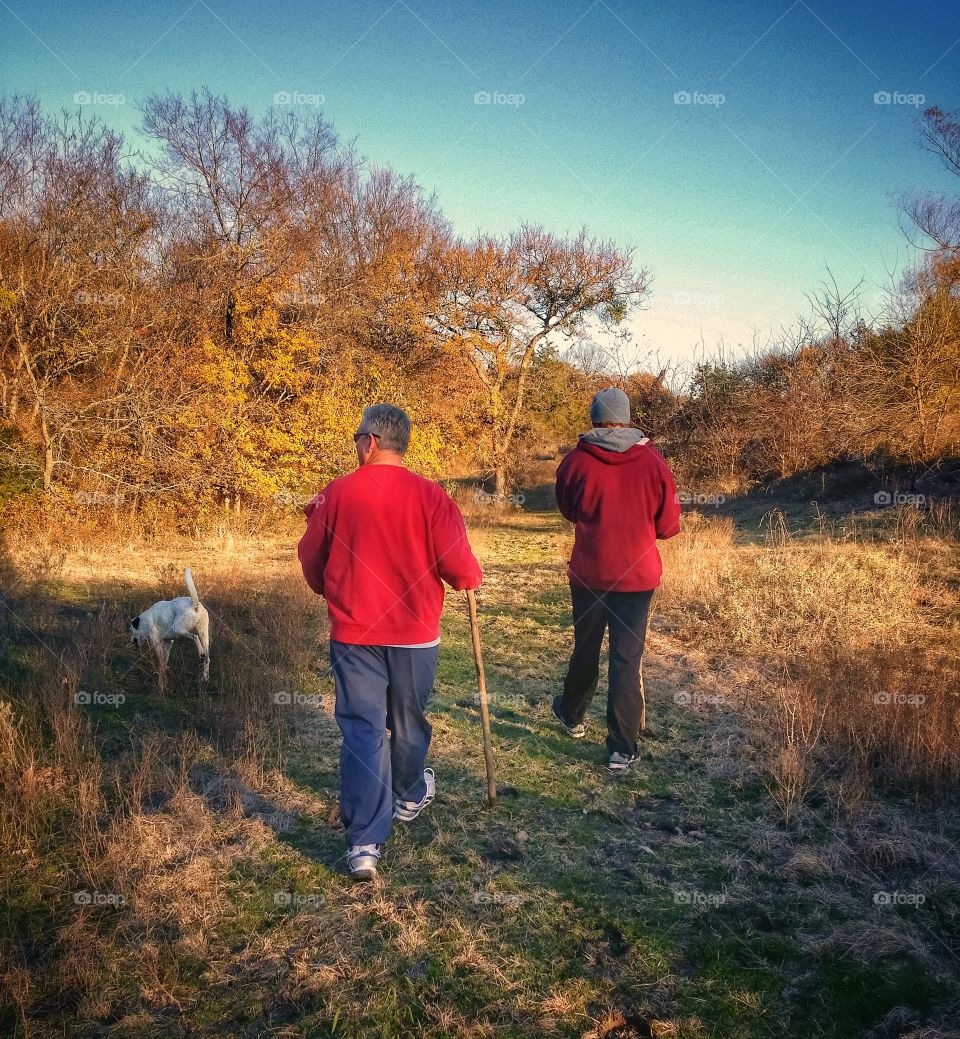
[430,226,649,497]
[901,106,960,253]
[141,89,349,344]
[0,98,162,490]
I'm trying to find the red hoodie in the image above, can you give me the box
[555,435,681,592]
[298,463,482,645]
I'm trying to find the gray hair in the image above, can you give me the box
[359,403,411,454]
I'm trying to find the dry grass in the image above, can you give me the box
[658,507,960,800]
[1,492,958,1037]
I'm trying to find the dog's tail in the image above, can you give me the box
[184,568,199,607]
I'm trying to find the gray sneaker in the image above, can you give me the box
[552,696,586,739]
[608,751,641,772]
[394,768,435,822]
[346,843,381,880]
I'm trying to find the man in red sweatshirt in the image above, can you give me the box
[298,404,482,879]
[553,387,680,771]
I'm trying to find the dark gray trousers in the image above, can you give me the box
[559,583,654,755]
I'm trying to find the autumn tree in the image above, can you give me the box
[0,96,163,491]
[142,92,466,499]
[142,88,348,345]
[141,91,353,500]
[430,226,649,497]
[854,273,960,469]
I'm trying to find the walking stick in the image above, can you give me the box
[466,588,496,807]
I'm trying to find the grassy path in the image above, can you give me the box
[248,506,778,1038]
[3,500,957,1038]
[228,505,942,1039]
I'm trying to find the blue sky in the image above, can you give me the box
[2,0,958,365]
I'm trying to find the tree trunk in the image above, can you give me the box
[41,414,54,491]
[225,289,236,343]
[494,465,507,501]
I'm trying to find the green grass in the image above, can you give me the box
[1,502,958,1037]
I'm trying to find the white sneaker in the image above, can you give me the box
[393,768,435,821]
[346,843,381,880]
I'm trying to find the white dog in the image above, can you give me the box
[130,568,210,682]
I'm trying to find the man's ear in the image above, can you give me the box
[359,437,378,464]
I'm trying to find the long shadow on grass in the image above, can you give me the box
[5,563,958,1038]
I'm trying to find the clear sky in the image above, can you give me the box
[2,0,958,366]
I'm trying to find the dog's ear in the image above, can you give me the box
[130,616,141,629]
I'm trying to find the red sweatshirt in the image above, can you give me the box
[555,436,681,592]
[298,463,482,645]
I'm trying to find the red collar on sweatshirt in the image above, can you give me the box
[298,464,482,645]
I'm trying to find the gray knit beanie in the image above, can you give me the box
[589,387,631,425]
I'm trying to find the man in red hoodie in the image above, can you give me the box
[298,404,482,879]
[553,387,680,771]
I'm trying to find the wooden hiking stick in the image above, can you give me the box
[466,588,496,807]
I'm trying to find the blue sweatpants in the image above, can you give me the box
[329,640,439,846]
